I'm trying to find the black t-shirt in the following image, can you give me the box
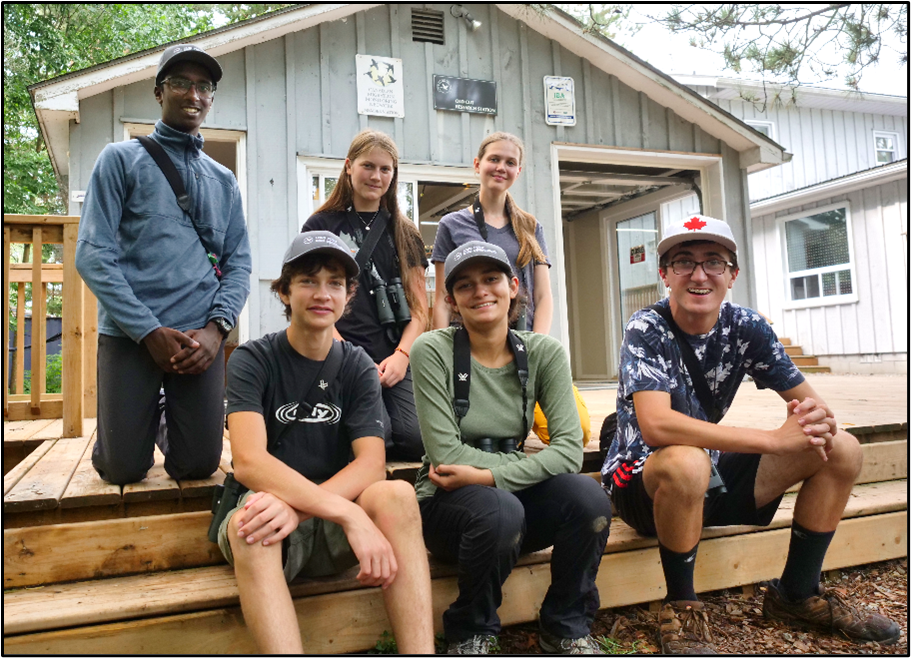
[303,210,428,362]
[226,331,386,481]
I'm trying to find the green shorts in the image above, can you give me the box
[217,490,358,582]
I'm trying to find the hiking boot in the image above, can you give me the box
[763,578,900,645]
[446,634,497,655]
[539,627,605,654]
[658,600,716,654]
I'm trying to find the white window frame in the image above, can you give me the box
[873,130,899,165]
[778,202,858,310]
[745,119,775,141]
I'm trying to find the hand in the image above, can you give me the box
[170,323,223,375]
[142,327,199,372]
[428,463,494,491]
[377,350,409,388]
[776,400,828,461]
[234,491,300,547]
[342,508,398,589]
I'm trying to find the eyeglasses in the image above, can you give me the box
[162,77,217,98]
[669,258,733,276]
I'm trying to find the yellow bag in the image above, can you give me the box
[533,384,591,446]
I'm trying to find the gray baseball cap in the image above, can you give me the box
[444,241,515,291]
[657,214,737,257]
[157,44,223,85]
[283,231,359,279]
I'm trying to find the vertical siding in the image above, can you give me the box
[752,175,908,357]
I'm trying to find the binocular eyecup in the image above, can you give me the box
[474,437,518,454]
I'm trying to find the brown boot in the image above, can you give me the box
[763,578,900,644]
[658,600,716,654]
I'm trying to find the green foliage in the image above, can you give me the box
[596,636,648,654]
[22,353,63,394]
[2,3,291,216]
[368,630,398,654]
[558,4,641,44]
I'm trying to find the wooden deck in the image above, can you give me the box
[3,375,908,654]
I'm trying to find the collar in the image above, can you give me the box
[153,120,205,157]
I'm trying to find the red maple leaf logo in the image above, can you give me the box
[684,216,707,231]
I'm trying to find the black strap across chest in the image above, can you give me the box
[452,326,530,444]
[136,135,193,213]
[648,303,722,423]
[347,206,393,272]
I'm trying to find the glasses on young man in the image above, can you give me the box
[669,258,733,276]
[162,77,217,98]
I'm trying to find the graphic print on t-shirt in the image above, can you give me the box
[275,401,342,425]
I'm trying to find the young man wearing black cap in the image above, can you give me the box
[219,231,433,654]
[601,216,899,653]
[76,44,251,484]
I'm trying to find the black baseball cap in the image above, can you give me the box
[444,241,515,292]
[156,44,223,85]
[283,231,360,279]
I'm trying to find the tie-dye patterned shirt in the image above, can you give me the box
[602,298,804,491]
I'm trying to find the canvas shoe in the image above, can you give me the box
[446,634,497,655]
[658,600,717,654]
[763,578,900,645]
[539,626,605,654]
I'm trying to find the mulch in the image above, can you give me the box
[496,558,908,654]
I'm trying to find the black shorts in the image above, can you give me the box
[610,451,784,537]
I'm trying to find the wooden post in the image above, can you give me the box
[3,226,10,415]
[83,284,98,418]
[62,223,84,438]
[30,228,45,413]
[16,283,27,394]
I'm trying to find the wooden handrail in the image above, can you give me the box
[3,215,95,437]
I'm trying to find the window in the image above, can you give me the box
[782,206,856,305]
[873,131,898,164]
[307,172,417,223]
[746,120,775,140]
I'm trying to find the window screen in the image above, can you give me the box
[784,207,853,302]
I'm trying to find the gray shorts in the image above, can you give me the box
[217,490,358,581]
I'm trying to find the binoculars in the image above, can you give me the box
[371,275,411,332]
[705,461,728,498]
[474,437,519,454]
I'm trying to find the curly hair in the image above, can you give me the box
[270,253,358,321]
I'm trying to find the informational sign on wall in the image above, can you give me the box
[356,55,405,118]
[433,75,497,115]
[544,75,575,126]
[630,245,646,264]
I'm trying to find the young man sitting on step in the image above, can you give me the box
[217,231,434,654]
[601,215,899,653]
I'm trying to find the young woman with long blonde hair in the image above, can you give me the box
[303,129,428,460]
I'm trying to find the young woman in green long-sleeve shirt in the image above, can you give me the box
[410,241,612,655]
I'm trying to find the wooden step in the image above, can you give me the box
[783,345,802,356]
[798,365,832,374]
[4,503,906,654]
[790,355,819,366]
[778,337,792,346]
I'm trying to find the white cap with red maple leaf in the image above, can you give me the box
[657,214,737,257]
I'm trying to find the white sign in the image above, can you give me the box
[71,190,86,203]
[356,55,405,118]
[544,76,576,126]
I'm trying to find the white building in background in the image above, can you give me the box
[671,75,908,374]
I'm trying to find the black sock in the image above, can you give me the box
[659,541,699,602]
[779,522,835,602]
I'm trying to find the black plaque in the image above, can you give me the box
[433,75,497,115]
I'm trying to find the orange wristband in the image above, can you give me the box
[395,346,410,359]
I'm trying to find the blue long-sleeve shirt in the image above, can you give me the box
[76,121,252,343]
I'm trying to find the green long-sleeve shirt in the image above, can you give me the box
[411,327,582,501]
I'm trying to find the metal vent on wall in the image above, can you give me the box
[412,8,444,44]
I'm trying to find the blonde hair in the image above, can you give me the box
[319,129,427,327]
[476,132,546,268]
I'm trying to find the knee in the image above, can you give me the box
[647,446,711,498]
[556,474,613,531]
[825,430,863,481]
[93,453,149,486]
[361,480,421,527]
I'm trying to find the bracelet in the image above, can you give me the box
[395,346,410,359]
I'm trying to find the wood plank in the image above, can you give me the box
[3,420,56,445]
[178,470,225,499]
[4,513,905,655]
[122,449,180,504]
[61,222,84,438]
[3,437,89,512]
[8,226,63,245]
[2,226,10,414]
[30,419,64,442]
[15,284,26,394]
[3,441,56,497]
[3,214,81,225]
[59,436,120,509]
[4,512,224,590]
[30,228,44,412]
[784,438,908,492]
[83,285,98,419]
[5,400,63,421]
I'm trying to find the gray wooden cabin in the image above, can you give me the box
[30,3,788,379]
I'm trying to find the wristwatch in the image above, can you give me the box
[212,317,234,337]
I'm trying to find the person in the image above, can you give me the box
[76,44,251,485]
[412,241,611,655]
[302,129,428,461]
[219,231,434,654]
[601,215,900,653]
[431,131,589,446]
[431,131,552,333]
